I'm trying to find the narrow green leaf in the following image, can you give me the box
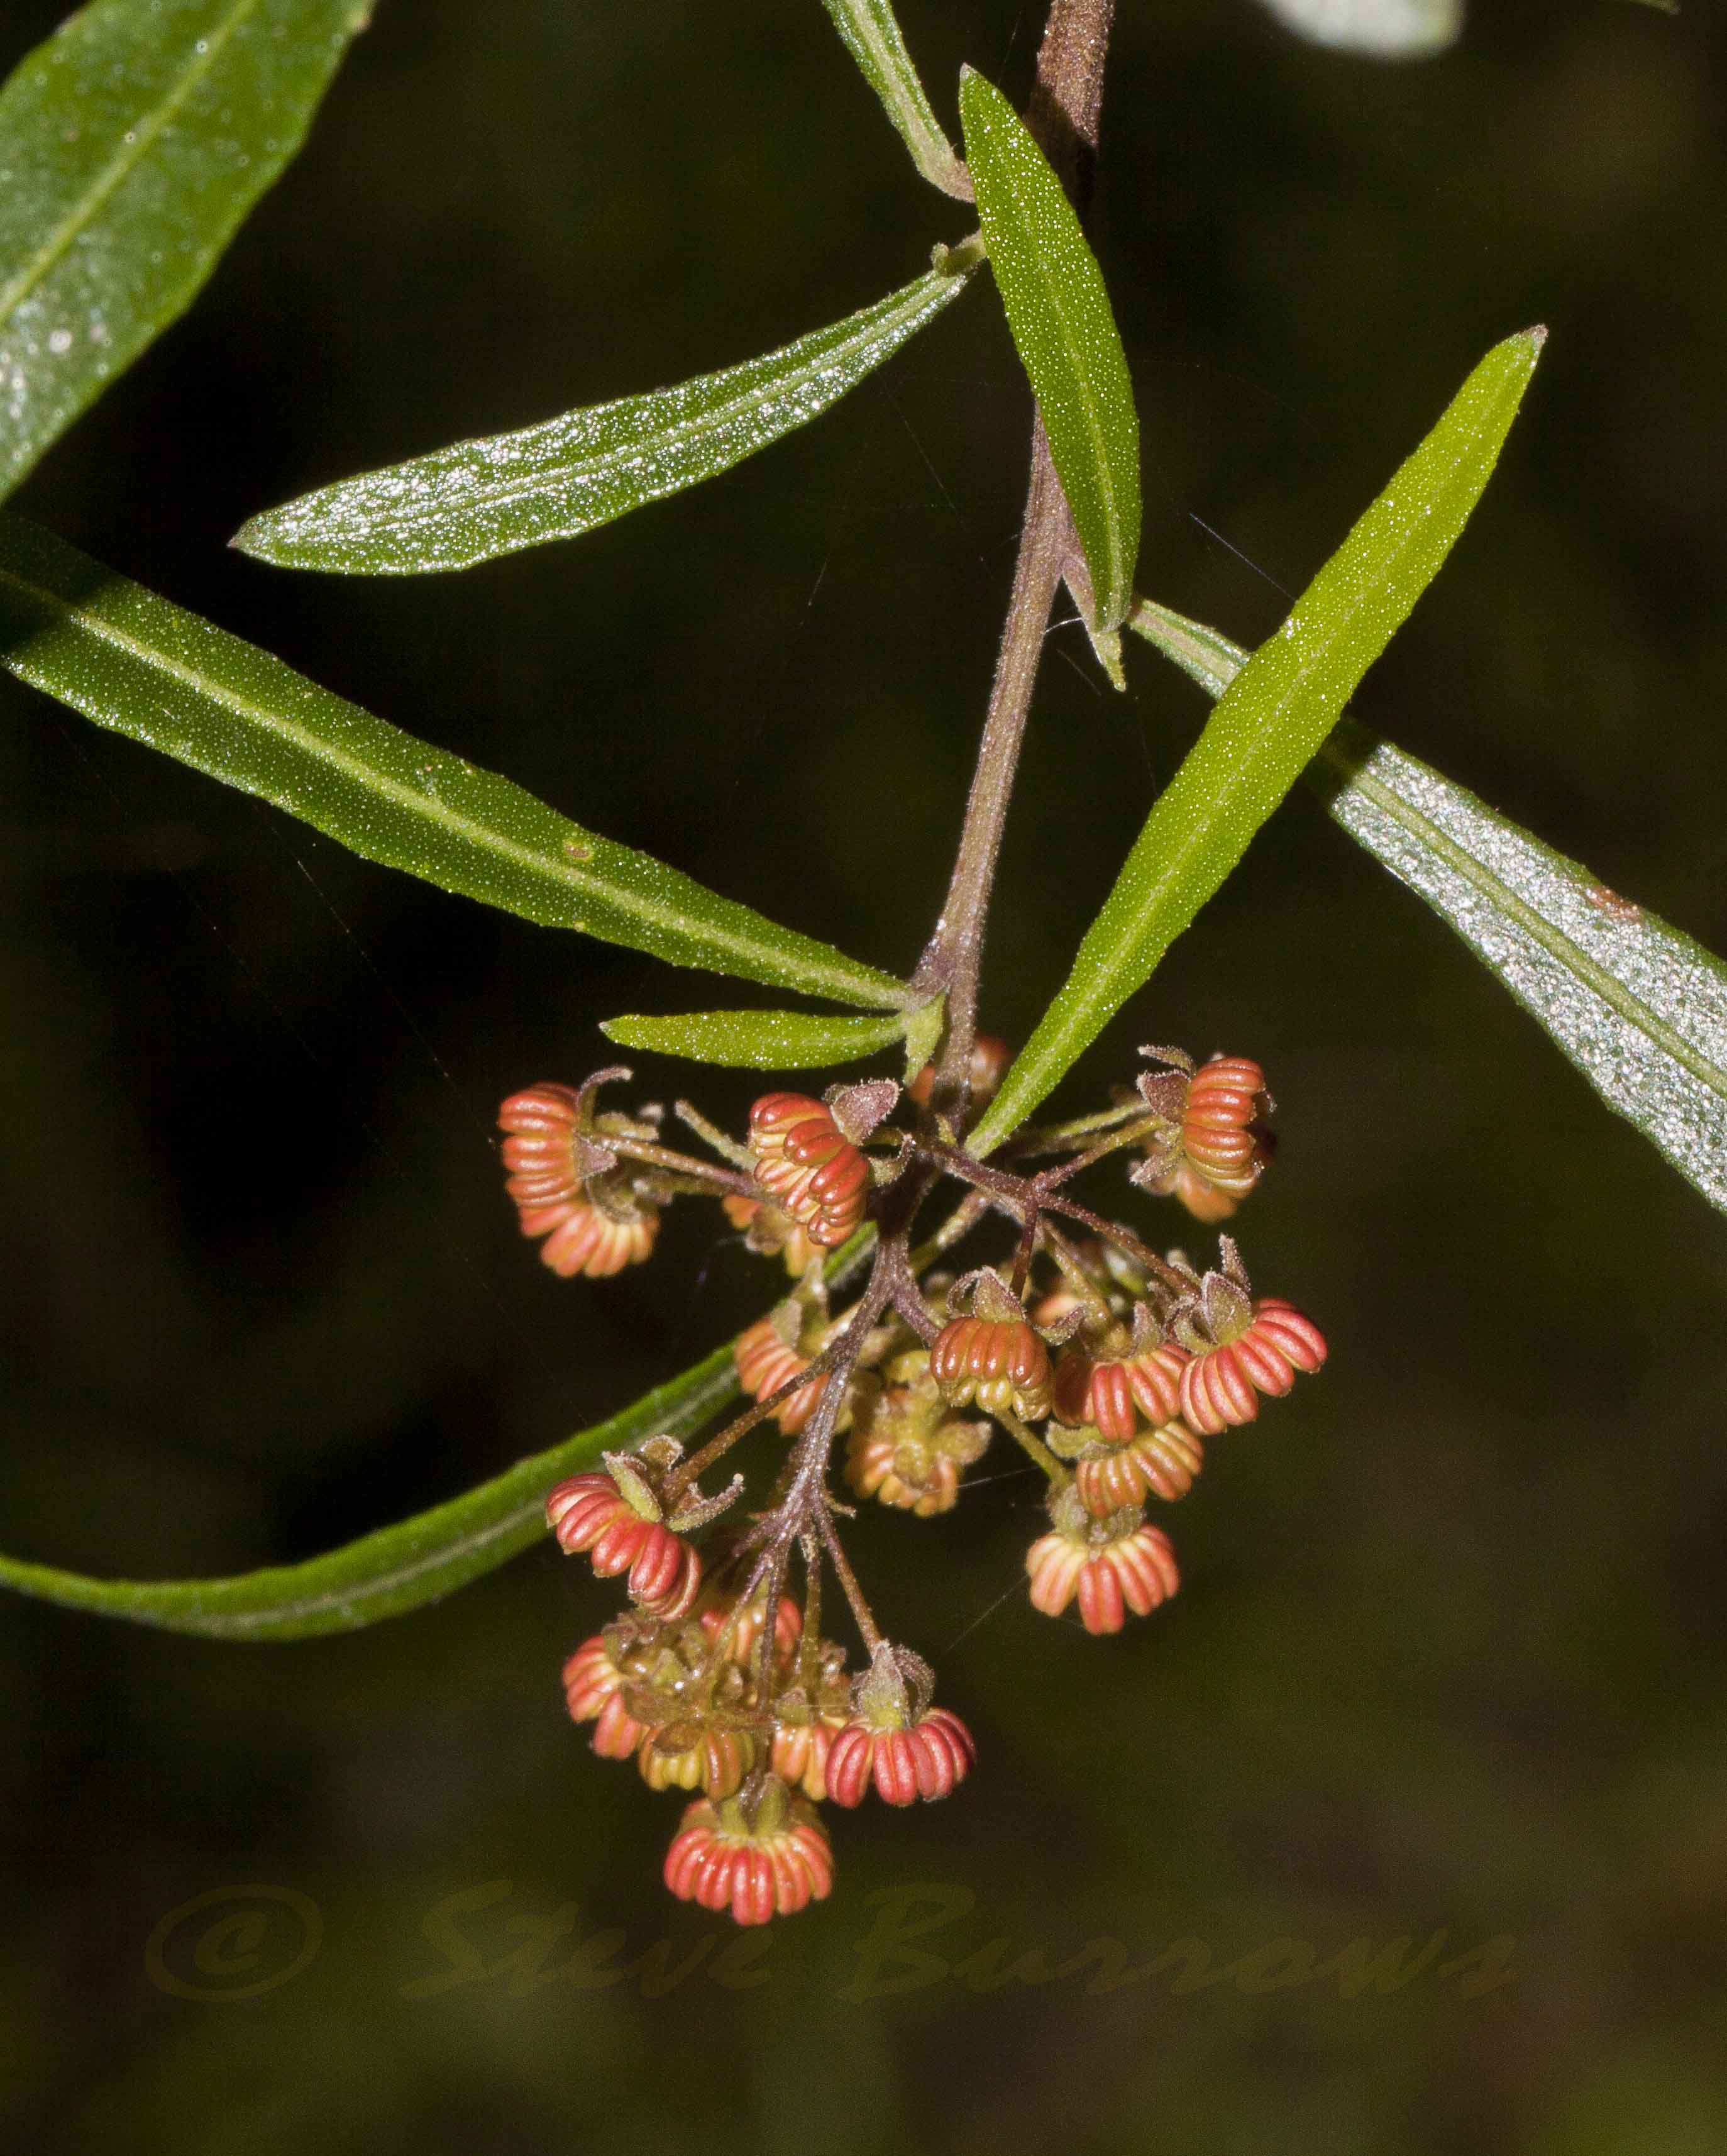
[967,328,1545,1156]
[1255,0,1463,56]
[0,514,907,1007]
[819,0,971,198]
[602,1007,907,1070]
[233,258,978,575]
[0,0,369,502]
[0,1349,741,1640]
[958,67,1140,631]
[1132,597,1727,1214]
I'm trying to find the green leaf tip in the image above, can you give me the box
[957,67,1142,633]
[968,329,1543,1157]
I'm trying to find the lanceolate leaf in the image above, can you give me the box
[0,1349,741,1640]
[958,67,1140,631]
[0,0,370,502]
[819,0,971,199]
[233,257,979,575]
[1255,0,1464,57]
[967,329,1544,1156]
[0,514,907,1007]
[1131,596,1727,1214]
[602,1007,907,1069]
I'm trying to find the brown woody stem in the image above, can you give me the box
[907,0,1118,1137]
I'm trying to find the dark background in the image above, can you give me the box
[3,0,1726,2148]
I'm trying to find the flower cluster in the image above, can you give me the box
[550,1459,975,1923]
[502,1040,1325,1918]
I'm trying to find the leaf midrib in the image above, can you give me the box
[270,270,959,545]
[1134,599,1727,1107]
[0,0,260,331]
[0,556,903,1007]
[988,113,1124,611]
[1322,734,1727,1105]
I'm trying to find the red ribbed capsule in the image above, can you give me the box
[1027,1496,1181,1635]
[930,1314,1052,1420]
[637,1722,755,1799]
[747,1094,870,1249]
[734,1312,832,1436]
[499,1085,658,1276]
[561,1632,631,1725]
[1178,1297,1328,1434]
[1052,1344,1189,1442]
[590,1690,649,1761]
[825,1707,976,1808]
[544,1471,701,1618]
[1076,1423,1205,1515]
[1183,1056,1272,1197]
[771,1717,844,1804]
[663,1788,834,1926]
[698,1594,802,1667]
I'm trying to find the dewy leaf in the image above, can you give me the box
[601,1007,907,1070]
[0,514,907,1007]
[0,1348,741,1640]
[967,328,1544,1156]
[233,256,979,575]
[1255,0,1464,57]
[1131,596,1727,1215]
[819,1,971,199]
[0,0,370,502]
[959,67,1140,632]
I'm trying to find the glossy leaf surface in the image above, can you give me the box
[1131,596,1727,1214]
[233,258,977,575]
[0,1349,741,1640]
[968,329,1543,1155]
[602,1007,907,1069]
[819,0,970,197]
[0,514,907,1005]
[0,0,369,500]
[959,67,1140,630]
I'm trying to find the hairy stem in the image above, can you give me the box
[712,0,1123,1662]
[909,0,1118,1132]
[912,426,1071,1122]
